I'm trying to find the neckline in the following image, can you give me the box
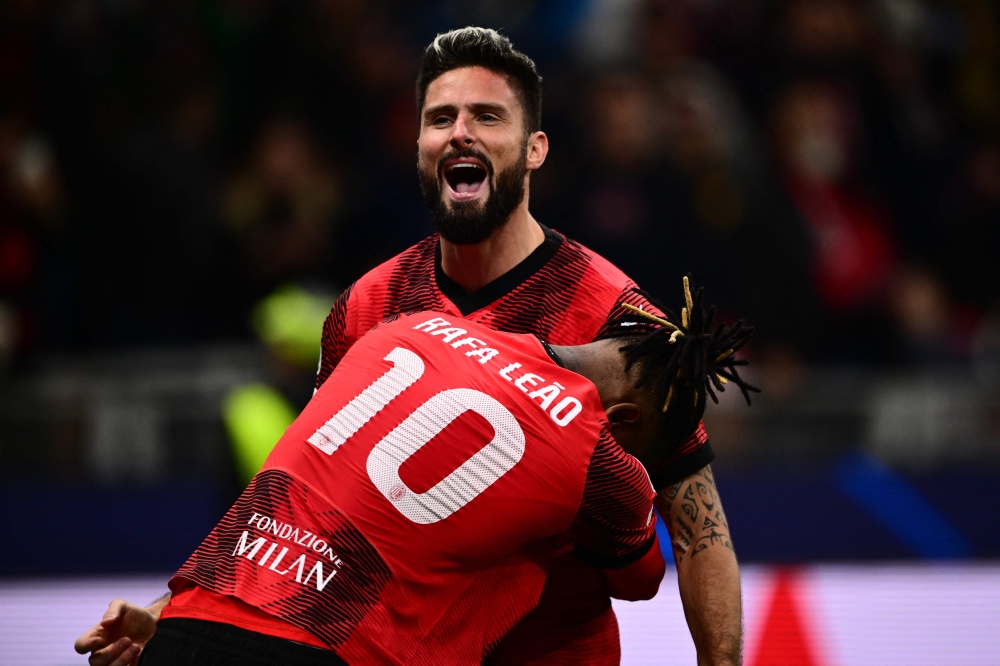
[540,340,565,367]
[434,224,563,316]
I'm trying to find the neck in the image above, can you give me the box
[550,340,624,401]
[438,200,545,294]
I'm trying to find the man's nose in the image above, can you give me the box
[450,115,476,148]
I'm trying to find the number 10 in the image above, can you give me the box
[308,347,526,524]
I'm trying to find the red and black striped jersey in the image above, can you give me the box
[318,227,711,472]
[313,226,712,664]
[164,313,658,664]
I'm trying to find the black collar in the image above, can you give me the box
[435,224,563,316]
[541,340,565,367]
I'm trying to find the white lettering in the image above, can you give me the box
[279,524,293,539]
[256,542,278,567]
[311,539,328,554]
[285,554,308,582]
[248,512,260,525]
[467,348,499,364]
[232,531,267,560]
[498,362,522,380]
[550,397,583,426]
[450,337,484,350]
[308,347,425,455]
[367,388,525,524]
[268,547,289,572]
[528,382,564,410]
[514,373,543,392]
[296,530,312,546]
[413,317,451,332]
[429,327,467,343]
[304,560,338,591]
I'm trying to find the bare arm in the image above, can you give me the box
[659,464,742,666]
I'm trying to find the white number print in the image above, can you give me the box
[366,388,525,524]
[308,347,425,455]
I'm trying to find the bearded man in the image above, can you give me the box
[76,27,742,666]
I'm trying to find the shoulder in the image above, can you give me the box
[545,230,641,317]
[343,235,440,329]
[352,234,438,296]
[533,230,643,342]
[550,230,637,292]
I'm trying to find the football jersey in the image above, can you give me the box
[314,226,714,664]
[165,313,657,665]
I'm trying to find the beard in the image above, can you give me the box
[418,145,527,245]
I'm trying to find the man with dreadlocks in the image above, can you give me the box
[77,28,745,666]
[86,277,753,665]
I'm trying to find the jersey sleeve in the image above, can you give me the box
[569,424,657,570]
[594,285,716,491]
[592,281,663,340]
[315,283,358,391]
[646,423,715,491]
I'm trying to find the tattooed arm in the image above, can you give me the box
[658,464,742,666]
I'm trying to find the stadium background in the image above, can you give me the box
[1,0,998,663]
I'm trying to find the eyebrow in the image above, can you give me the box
[423,102,511,121]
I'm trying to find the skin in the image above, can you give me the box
[75,65,551,666]
[419,66,549,293]
[75,67,741,666]
[74,595,167,666]
[660,465,743,666]
[555,341,743,666]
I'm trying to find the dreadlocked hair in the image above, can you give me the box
[612,276,760,453]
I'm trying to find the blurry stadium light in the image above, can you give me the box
[222,383,296,484]
[251,283,334,369]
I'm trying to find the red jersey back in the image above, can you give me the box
[313,226,713,664]
[167,313,656,664]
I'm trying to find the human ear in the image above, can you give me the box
[605,402,641,425]
[525,131,548,171]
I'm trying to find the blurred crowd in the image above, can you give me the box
[0,0,998,375]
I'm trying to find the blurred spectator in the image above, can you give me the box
[887,263,971,365]
[944,141,1000,309]
[781,0,870,68]
[225,282,335,486]
[0,114,71,362]
[771,80,898,362]
[564,72,673,295]
[657,62,821,357]
[224,116,341,292]
[0,0,990,374]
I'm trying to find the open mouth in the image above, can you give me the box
[443,160,489,199]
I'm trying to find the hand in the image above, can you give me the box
[74,599,157,666]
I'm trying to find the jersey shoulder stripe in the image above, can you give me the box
[348,234,442,320]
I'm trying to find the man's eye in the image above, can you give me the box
[480,114,497,122]
[431,116,452,126]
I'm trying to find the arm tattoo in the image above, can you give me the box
[658,465,733,564]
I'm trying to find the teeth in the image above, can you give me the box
[447,163,483,171]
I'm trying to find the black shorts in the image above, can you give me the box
[138,618,348,666]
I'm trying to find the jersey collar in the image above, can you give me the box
[434,224,563,316]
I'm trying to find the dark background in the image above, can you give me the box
[1,0,998,575]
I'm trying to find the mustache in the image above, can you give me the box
[437,148,494,178]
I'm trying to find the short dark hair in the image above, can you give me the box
[416,27,543,134]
